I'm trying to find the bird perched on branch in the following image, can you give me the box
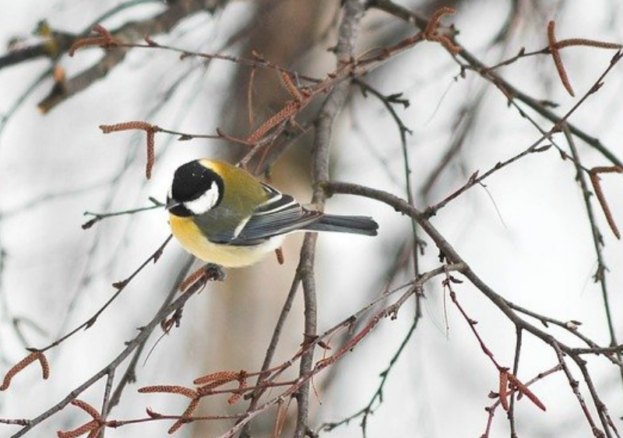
[166,159,378,267]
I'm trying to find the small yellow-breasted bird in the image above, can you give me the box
[166,159,378,267]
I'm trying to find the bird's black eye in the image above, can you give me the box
[168,203,193,217]
[166,193,192,217]
[169,160,224,211]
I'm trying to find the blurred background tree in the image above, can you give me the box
[0,1,622,437]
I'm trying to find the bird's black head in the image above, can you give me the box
[167,160,224,217]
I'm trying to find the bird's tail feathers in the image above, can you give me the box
[305,214,378,236]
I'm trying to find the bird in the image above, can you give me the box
[166,159,378,267]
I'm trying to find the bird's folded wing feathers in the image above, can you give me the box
[229,184,321,245]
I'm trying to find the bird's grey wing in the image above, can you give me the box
[192,204,246,244]
[229,184,321,245]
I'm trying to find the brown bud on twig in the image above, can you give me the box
[556,38,622,50]
[547,21,575,97]
[57,400,104,438]
[70,399,101,419]
[138,385,199,399]
[194,370,240,386]
[99,121,157,179]
[69,24,118,56]
[178,263,225,292]
[57,419,101,438]
[275,247,285,265]
[498,369,509,411]
[422,7,462,55]
[280,72,303,101]
[0,351,50,391]
[506,372,547,411]
[246,101,300,145]
[227,371,248,405]
[272,398,290,438]
[178,266,209,292]
[146,407,164,418]
[589,166,623,239]
[168,397,200,434]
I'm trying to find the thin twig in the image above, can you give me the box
[11,256,222,438]
[293,2,365,437]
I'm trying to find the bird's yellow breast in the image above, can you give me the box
[169,214,284,267]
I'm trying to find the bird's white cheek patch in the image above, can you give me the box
[184,181,220,215]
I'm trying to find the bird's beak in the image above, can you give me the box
[166,198,180,210]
